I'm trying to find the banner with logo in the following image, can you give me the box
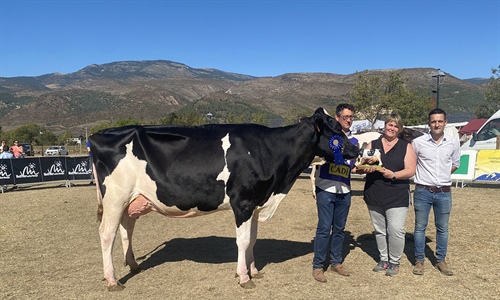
[474,150,500,181]
[0,156,92,185]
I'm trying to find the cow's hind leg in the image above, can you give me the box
[119,213,141,274]
[100,209,126,291]
[100,191,130,291]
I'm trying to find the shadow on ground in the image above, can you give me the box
[120,236,312,284]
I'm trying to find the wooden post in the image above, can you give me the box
[496,135,500,149]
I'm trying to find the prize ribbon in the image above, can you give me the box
[328,135,344,165]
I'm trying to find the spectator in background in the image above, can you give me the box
[11,141,23,158]
[0,145,14,159]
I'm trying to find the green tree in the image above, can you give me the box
[38,129,57,148]
[283,107,313,126]
[90,122,114,133]
[384,72,432,125]
[160,112,205,126]
[10,123,44,144]
[251,112,269,126]
[160,112,180,125]
[226,113,244,124]
[350,71,384,129]
[351,71,432,127]
[477,65,500,118]
[58,130,73,145]
[393,91,432,125]
[114,118,142,127]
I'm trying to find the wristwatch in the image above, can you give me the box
[391,172,397,181]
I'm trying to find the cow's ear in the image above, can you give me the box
[314,107,330,116]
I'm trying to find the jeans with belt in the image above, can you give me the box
[413,186,452,263]
[312,188,351,270]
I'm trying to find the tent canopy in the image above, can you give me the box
[459,119,488,135]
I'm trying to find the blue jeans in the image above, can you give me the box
[413,186,452,263]
[312,188,351,270]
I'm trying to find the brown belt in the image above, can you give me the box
[416,184,451,193]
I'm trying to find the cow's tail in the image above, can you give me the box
[94,162,104,223]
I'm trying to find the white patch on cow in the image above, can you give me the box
[254,192,287,222]
[104,141,209,218]
[216,133,231,206]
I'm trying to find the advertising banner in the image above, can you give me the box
[474,150,500,181]
[0,156,92,186]
[452,150,477,181]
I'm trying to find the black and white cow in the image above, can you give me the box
[89,107,359,291]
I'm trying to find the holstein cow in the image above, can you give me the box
[90,107,359,291]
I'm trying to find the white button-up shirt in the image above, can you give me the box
[411,132,460,187]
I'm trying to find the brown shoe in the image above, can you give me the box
[436,261,454,276]
[330,264,350,276]
[412,261,424,275]
[312,269,327,282]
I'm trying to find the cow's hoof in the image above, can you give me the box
[251,272,264,279]
[239,280,256,289]
[130,266,142,274]
[107,281,125,292]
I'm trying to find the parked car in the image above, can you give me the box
[461,109,500,150]
[18,143,33,157]
[45,146,69,156]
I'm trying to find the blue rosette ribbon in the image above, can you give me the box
[328,135,344,165]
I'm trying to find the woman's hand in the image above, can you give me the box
[360,166,377,173]
[379,167,395,179]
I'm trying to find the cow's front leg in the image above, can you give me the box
[247,214,263,279]
[119,213,141,274]
[235,218,256,289]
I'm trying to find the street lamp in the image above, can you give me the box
[432,69,446,109]
[39,131,44,156]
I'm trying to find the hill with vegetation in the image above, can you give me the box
[0,60,488,137]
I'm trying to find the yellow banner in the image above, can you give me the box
[474,150,500,181]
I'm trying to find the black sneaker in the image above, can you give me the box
[386,263,399,276]
[373,261,389,272]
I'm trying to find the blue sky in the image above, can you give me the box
[0,0,499,79]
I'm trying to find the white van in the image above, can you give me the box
[460,109,500,150]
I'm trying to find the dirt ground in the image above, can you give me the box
[1,177,499,300]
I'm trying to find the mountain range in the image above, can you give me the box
[0,60,488,135]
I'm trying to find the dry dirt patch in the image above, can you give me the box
[0,178,499,300]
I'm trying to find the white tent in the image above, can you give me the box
[350,120,384,133]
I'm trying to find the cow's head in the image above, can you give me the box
[307,107,359,162]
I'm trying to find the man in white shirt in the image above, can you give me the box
[411,108,460,276]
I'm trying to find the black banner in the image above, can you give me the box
[0,156,92,185]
